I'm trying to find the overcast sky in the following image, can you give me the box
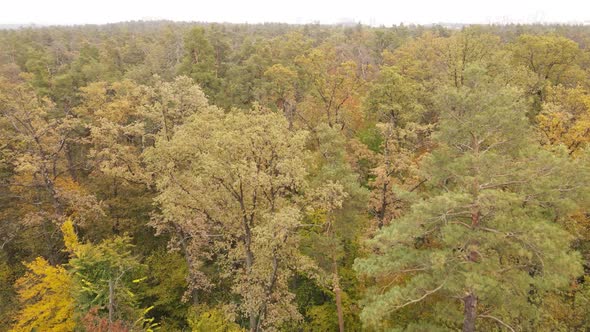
[2,0,590,26]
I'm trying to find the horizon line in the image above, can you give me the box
[3,19,590,29]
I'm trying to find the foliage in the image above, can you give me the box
[2,21,590,331]
[11,257,76,332]
[188,305,244,332]
[147,106,313,330]
[355,68,589,330]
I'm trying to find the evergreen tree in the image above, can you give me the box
[178,27,221,99]
[355,67,588,331]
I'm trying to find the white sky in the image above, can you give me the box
[2,0,590,26]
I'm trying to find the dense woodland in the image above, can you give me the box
[1,21,590,331]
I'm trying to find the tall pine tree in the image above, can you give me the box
[355,67,588,331]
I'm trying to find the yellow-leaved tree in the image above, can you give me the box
[11,257,75,332]
[537,85,590,156]
[147,106,314,331]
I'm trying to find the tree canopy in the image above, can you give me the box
[1,21,590,331]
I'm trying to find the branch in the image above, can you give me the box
[479,180,528,190]
[389,281,446,312]
[479,314,515,332]
[449,221,473,229]
[408,178,428,193]
[380,266,430,294]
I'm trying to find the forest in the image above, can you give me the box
[0,21,590,331]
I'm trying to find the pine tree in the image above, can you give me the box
[355,67,588,331]
[178,27,221,99]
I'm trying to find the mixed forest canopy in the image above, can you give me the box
[1,21,590,331]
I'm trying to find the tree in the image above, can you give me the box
[296,46,365,132]
[301,124,369,332]
[0,77,74,220]
[178,27,221,99]
[11,257,76,332]
[364,66,430,230]
[385,29,500,90]
[0,76,102,263]
[437,29,500,88]
[76,76,209,238]
[141,250,190,330]
[125,25,185,83]
[146,106,312,331]
[511,35,583,86]
[510,34,585,116]
[537,85,590,156]
[11,218,152,332]
[0,252,18,328]
[221,38,274,108]
[384,31,445,85]
[262,64,298,129]
[62,219,152,329]
[79,79,151,185]
[188,305,244,332]
[355,67,587,331]
[534,86,590,330]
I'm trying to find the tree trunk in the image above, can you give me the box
[377,180,388,229]
[108,279,115,326]
[250,316,258,332]
[65,142,78,182]
[470,132,480,227]
[285,102,295,131]
[462,292,477,332]
[377,113,395,229]
[333,258,345,332]
[243,217,257,332]
[182,235,199,305]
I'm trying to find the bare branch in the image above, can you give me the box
[389,281,446,312]
[479,314,515,332]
